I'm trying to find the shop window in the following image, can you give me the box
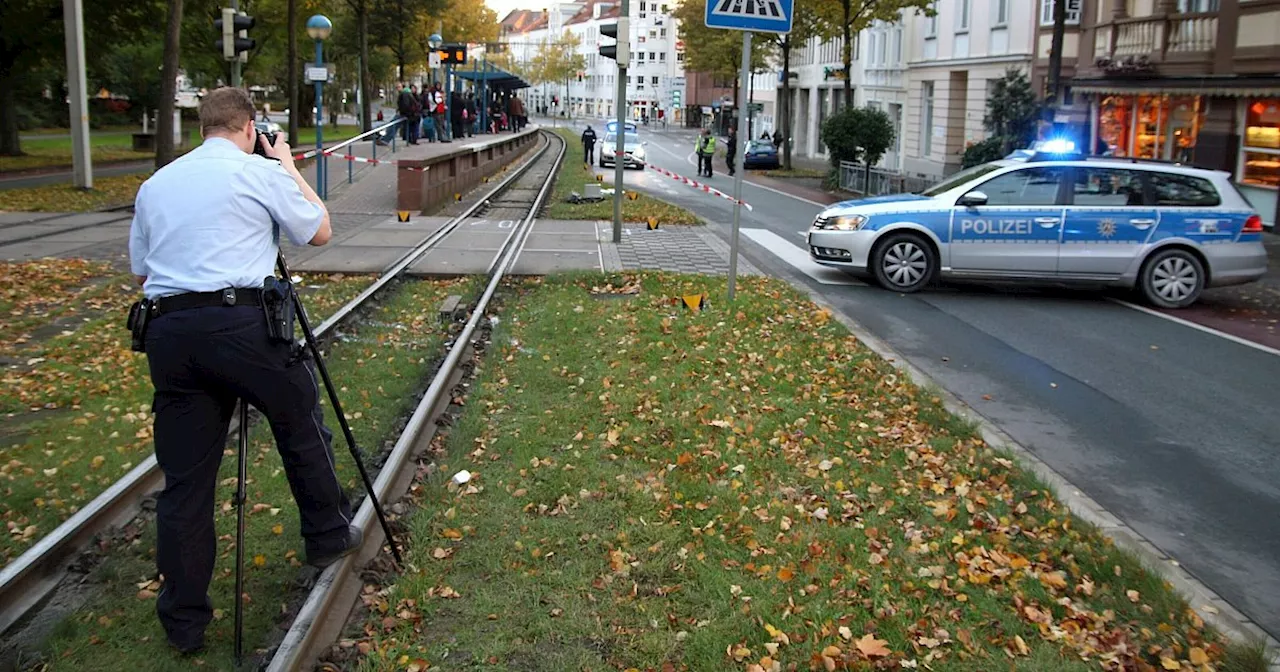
[1242,98,1280,190]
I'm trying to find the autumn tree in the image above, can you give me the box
[672,0,774,123]
[530,31,584,118]
[820,0,932,107]
[763,0,834,169]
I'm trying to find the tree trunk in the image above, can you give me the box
[287,0,299,146]
[842,0,852,108]
[397,0,405,80]
[782,37,791,170]
[155,0,183,168]
[358,0,372,132]
[1047,0,1067,113]
[0,73,22,157]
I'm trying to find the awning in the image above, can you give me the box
[453,64,530,90]
[1073,75,1280,98]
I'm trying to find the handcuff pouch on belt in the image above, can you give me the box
[126,299,153,353]
[261,276,296,345]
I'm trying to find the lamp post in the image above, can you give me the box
[307,14,332,199]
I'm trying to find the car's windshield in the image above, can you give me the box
[919,163,1005,197]
[747,141,772,151]
[604,133,639,145]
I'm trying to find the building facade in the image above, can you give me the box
[1044,0,1280,224]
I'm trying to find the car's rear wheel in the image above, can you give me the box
[1139,248,1204,308]
[872,233,935,293]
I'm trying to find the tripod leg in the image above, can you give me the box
[234,400,248,663]
[275,254,402,565]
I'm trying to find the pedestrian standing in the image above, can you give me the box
[420,85,435,142]
[432,84,450,143]
[466,93,478,137]
[510,95,526,132]
[696,128,716,178]
[127,87,360,655]
[581,125,598,164]
[406,83,422,145]
[450,91,465,140]
[726,127,738,177]
[396,83,413,141]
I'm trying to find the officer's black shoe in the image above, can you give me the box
[168,636,205,656]
[307,525,364,569]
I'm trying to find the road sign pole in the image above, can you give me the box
[612,0,628,244]
[727,31,750,303]
[62,0,92,189]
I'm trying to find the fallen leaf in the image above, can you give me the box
[1189,647,1208,665]
[1161,658,1180,670]
[1127,589,1141,603]
[253,554,266,567]
[854,633,890,657]
[442,528,463,539]
[838,626,852,640]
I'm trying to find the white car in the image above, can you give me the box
[600,132,646,169]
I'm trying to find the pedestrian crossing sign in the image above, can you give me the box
[705,0,792,34]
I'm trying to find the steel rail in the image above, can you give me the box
[0,128,554,638]
[265,130,567,672]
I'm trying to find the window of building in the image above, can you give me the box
[660,28,667,37]
[637,51,645,61]
[1241,99,1280,191]
[661,3,668,11]
[650,30,657,37]
[1039,0,1081,26]
[894,26,903,63]
[659,52,666,61]
[1148,173,1221,207]
[651,76,659,84]
[995,0,1008,26]
[1178,0,1220,11]
[957,0,970,31]
[877,31,887,64]
[677,52,684,62]
[921,81,934,155]
[925,4,938,38]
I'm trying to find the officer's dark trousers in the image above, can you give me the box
[144,305,353,646]
[584,144,594,164]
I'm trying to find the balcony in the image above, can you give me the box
[1091,12,1218,76]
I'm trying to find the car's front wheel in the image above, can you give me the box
[872,233,935,293]
[1139,248,1205,308]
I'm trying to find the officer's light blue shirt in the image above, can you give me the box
[129,137,325,299]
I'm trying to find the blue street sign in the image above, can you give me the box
[705,0,793,33]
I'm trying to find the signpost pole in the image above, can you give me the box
[727,31,750,302]
[611,0,628,244]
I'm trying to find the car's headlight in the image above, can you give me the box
[814,214,867,231]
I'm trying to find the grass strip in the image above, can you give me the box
[0,174,150,213]
[0,269,373,566]
[0,134,154,174]
[32,277,476,671]
[759,167,828,179]
[349,272,1256,672]
[544,128,700,226]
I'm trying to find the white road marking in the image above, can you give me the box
[740,228,861,286]
[1107,298,1280,358]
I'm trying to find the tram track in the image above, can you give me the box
[0,207,134,249]
[0,129,566,667]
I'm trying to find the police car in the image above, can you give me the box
[807,142,1268,308]
[600,121,647,169]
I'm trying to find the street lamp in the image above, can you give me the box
[307,14,332,199]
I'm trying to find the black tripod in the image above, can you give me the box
[232,253,403,662]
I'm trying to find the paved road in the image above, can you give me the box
[574,119,1280,640]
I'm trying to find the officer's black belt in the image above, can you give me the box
[152,288,262,315]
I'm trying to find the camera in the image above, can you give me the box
[254,128,279,161]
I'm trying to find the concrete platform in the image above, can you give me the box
[290,215,452,274]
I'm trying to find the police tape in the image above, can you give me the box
[645,164,753,211]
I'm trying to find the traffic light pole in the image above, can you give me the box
[230,0,241,87]
[611,0,628,244]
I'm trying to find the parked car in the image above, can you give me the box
[807,148,1268,308]
[743,140,780,169]
[600,132,646,169]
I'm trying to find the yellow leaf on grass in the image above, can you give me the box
[1040,571,1069,590]
[1161,657,1181,670]
[442,528,463,539]
[1189,647,1209,665]
[776,567,794,581]
[854,633,890,657]
[1127,589,1141,602]
[253,554,266,567]
[271,524,283,535]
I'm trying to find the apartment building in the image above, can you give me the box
[1034,0,1280,224]
[902,0,1037,176]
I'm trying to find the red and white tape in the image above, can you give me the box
[319,149,429,171]
[646,164,752,211]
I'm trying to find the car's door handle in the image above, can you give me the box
[1035,217,1060,228]
[1130,218,1156,228]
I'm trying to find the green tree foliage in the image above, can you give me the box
[821,105,895,168]
[818,0,931,107]
[764,0,836,169]
[983,67,1039,154]
[961,136,1005,168]
[671,0,774,80]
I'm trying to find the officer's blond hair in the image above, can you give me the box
[199,87,255,136]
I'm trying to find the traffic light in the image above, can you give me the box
[598,19,629,67]
[214,8,255,62]
[437,44,468,65]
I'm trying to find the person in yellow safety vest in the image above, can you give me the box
[696,128,717,178]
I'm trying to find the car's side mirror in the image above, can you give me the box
[958,191,988,207]
[642,141,649,146]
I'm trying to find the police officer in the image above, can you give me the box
[581,125,598,165]
[128,87,360,654]
[696,128,717,178]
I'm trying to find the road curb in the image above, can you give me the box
[794,286,1280,669]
